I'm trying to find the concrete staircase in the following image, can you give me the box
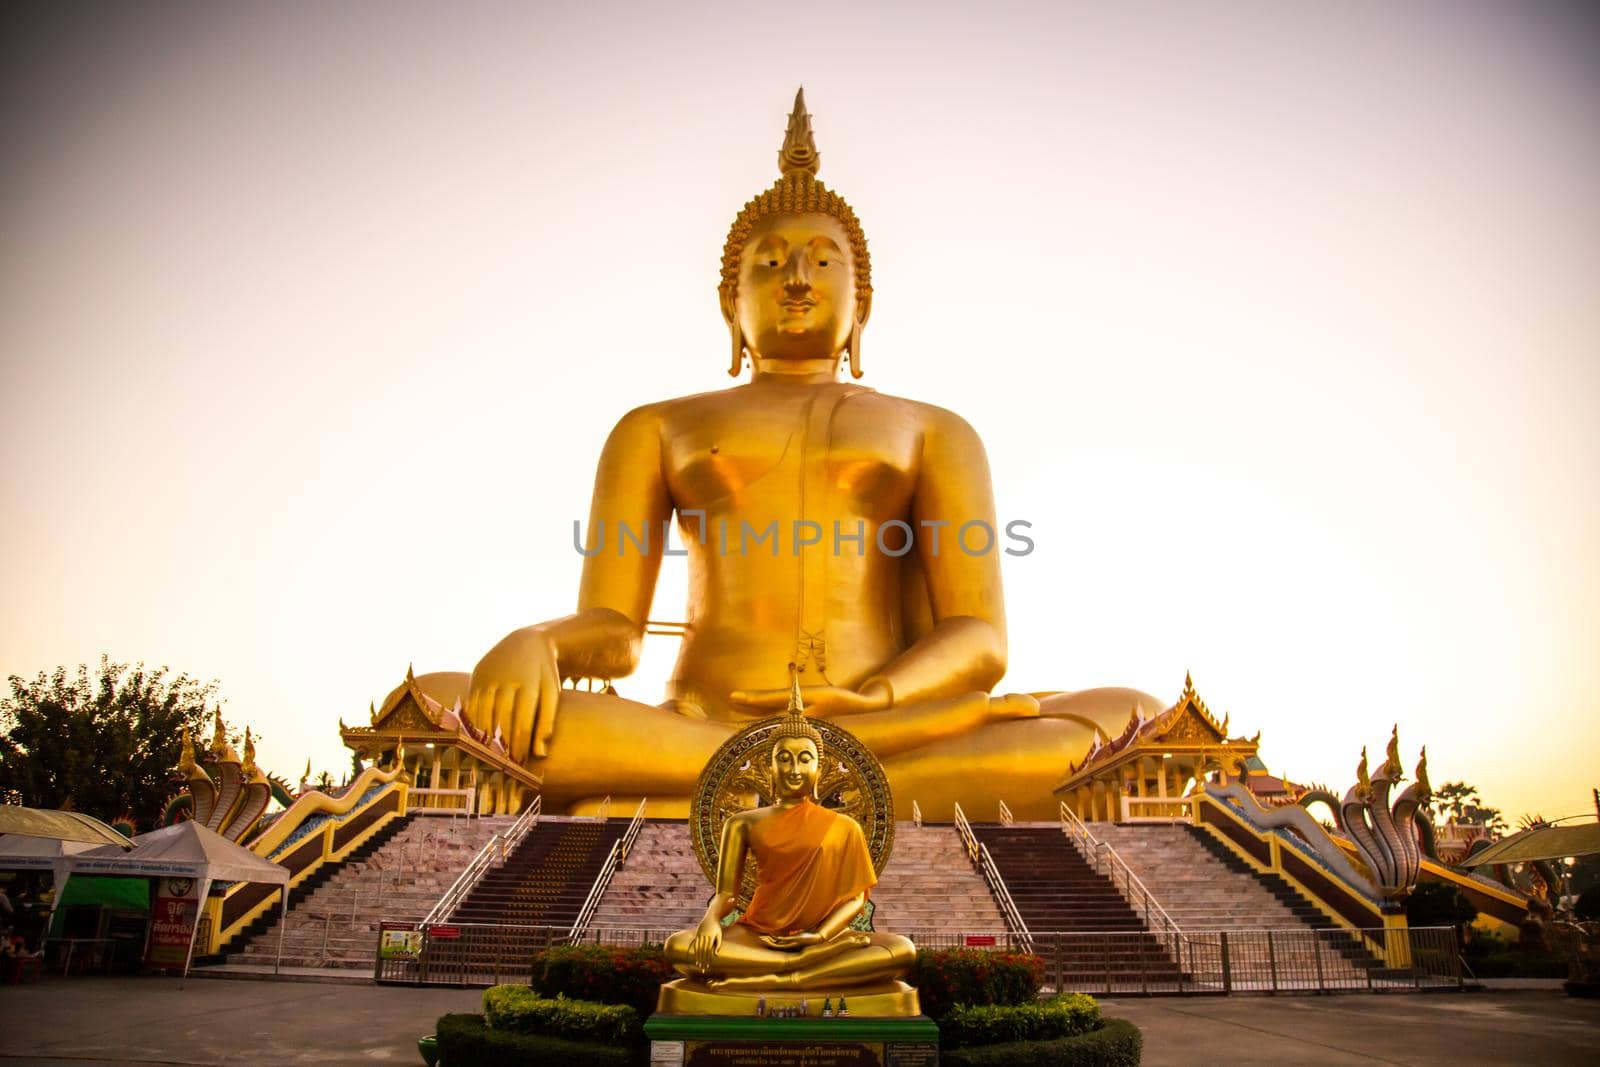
[1086,821,1380,977]
[402,815,633,978]
[227,814,513,970]
[870,824,1007,939]
[586,821,1007,942]
[450,816,628,928]
[588,821,709,936]
[971,822,1181,982]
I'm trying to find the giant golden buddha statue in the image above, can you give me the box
[456,90,1161,819]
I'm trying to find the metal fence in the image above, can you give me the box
[372,921,1460,994]
[1027,926,1462,995]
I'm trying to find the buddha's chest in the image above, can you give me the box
[663,394,919,514]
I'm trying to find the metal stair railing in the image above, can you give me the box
[953,802,1032,952]
[568,798,648,940]
[423,796,542,926]
[911,800,922,829]
[1059,800,1182,952]
[998,799,1015,826]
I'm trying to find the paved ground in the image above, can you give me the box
[1103,991,1600,1066]
[0,977,1595,1065]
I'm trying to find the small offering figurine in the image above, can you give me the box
[837,996,850,1018]
[756,996,767,1017]
[822,997,834,1018]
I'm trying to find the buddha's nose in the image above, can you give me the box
[783,254,812,289]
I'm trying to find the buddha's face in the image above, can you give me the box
[729,213,862,363]
[770,736,821,800]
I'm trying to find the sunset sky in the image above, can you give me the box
[2,1,1596,822]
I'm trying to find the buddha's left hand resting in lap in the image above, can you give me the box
[663,708,914,991]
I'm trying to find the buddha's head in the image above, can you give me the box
[770,663,825,799]
[720,89,872,378]
[771,736,821,801]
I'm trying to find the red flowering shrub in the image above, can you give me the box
[911,948,1044,1019]
[530,945,675,1018]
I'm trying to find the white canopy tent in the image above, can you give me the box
[0,834,102,931]
[0,832,100,880]
[64,820,289,977]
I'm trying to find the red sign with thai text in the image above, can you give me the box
[428,925,462,940]
[964,935,997,947]
[147,877,200,967]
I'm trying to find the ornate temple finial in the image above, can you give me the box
[368,700,377,725]
[1182,671,1196,702]
[242,727,256,770]
[1220,711,1230,736]
[209,707,240,763]
[1384,725,1404,779]
[176,725,200,776]
[406,662,416,684]
[778,87,820,178]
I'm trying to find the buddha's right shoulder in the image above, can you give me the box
[608,390,725,434]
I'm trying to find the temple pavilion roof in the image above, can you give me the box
[339,665,541,788]
[1052,673,1260,794]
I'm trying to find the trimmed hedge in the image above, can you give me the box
[530,944,675,1017]
[910,948,1045,1019]
[941,1017,1143,1067]
[939,993,1101,1049]
[482,985,641,1044]
[435,1013,642,1067]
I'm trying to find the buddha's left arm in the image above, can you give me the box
[814,892,867,940]
[860,407,1007,705]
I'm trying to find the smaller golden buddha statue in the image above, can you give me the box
[659,668,917,1015]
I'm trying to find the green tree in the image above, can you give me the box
[1433,780,1508,835]
[0,657,220,830]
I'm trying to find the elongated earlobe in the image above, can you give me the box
[728,315,745,377]
[846,316,864,379]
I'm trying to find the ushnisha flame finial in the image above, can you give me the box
[778,88,820,178]
[774,662,824,752]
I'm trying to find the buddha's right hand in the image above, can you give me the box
[466,626,561,762]
[690,915,723,974]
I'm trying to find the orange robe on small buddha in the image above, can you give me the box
[739,798,877,937]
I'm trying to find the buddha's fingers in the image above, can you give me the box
[508,688,535,765]
[467,686,495,735]
[532,653,559,759]
[492,687,517,754]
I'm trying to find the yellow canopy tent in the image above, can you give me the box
[0,807,133,849]
[1460,822,1600,867]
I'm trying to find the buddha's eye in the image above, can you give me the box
[767,260,779,267]
[817,260,829,267]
